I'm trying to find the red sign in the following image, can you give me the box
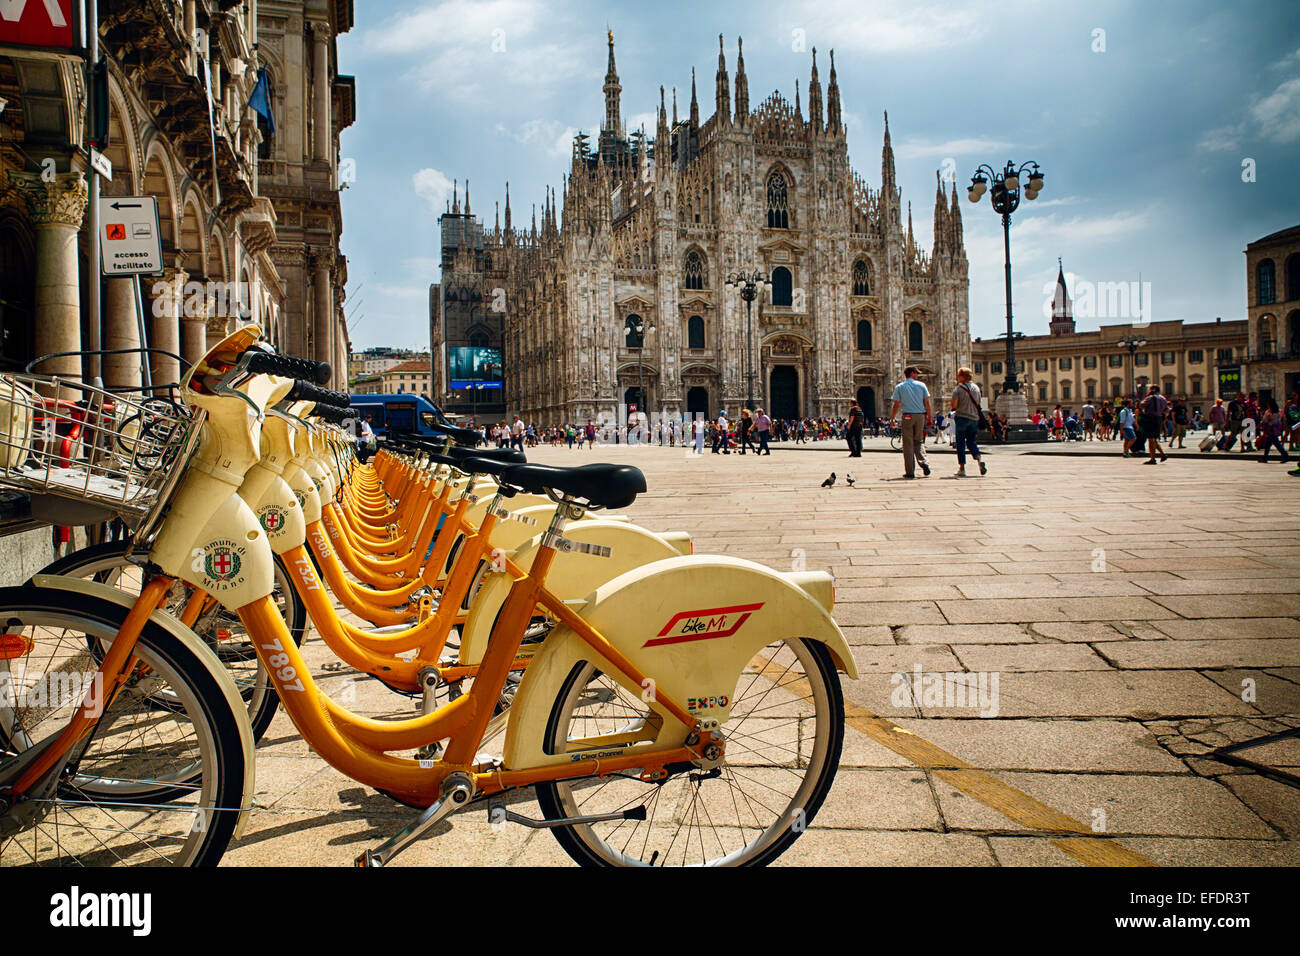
[105,223,125,241]
[645,602,764,648]
[0,0,77,52]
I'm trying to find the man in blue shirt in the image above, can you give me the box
[889,366,933,478]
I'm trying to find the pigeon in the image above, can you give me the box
[821,473,836,488]
[845,475,856,487]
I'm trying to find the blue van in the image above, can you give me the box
[347,393,462,441]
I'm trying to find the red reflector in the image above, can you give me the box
[216,628,234,642]
[0,632,33,659]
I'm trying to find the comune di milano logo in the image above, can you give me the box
[49,886,151,936]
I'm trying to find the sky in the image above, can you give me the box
[336,0,1300,352]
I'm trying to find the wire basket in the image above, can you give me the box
[0,373,205,534]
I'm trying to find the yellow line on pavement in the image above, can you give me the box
[755,656,1154,866]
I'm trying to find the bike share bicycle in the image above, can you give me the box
[0,326,855,867]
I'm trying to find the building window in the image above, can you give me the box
[624,313,645,348]
[1038,385,1047,400]
[683,250,704,290]
[469,331,489,347]
[1161,350,1176,365]
[852,259,870,296]
[1111,380,1122,397]
[974,362,983,374]
[908,321,923,352]
[687,314,705,349]
[1084,355,1098,369]
[771,267,793,306]
[1059,357,1072,370]
[1287,254,1300,302]
[1192,379,1202,395]
[1217,347,1234,362]
[1062,384,1071,400]
[1035,358,1048,371]
[766,170,789,229]
[1258,258,1276,305]
[856,319,872,351]
[1087,383,1096,398]
[1015,360,1025,373]
[1188,349,1204,363]
[991,361,1003,374]
[1108,354,1124,367]
[1134,352,1148,366]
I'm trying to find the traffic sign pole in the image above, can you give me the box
[85,0,101,385]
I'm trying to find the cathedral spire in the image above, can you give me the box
[881,111,897,194]
[949,182,964,251]
[794,78,802,125]
[933,170,948,258]
[827,49,842,134]
[689,67,699,129]
[808,48,823,134]
[452,179,459,215]
[907,201,915,255]
[656,85,669,174]
[602,29,621,134]
[1050,258,1075,335]
[734,37,749,126]
[494,201,499,233]
[464,179,470,216]
[715,33,730,125]
[504,181,512,232]
[672,86,678,126]
[530,203,536,242]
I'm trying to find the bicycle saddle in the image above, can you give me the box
[457,456,516,479]
[445,445,525,465]
[499,463,646,510]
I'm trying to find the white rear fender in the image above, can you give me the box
[29,574,257,837]
[282,462,322,524]
[502,554,856,771]
[239,463,306,555]
[459,520,690,666]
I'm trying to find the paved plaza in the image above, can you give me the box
[224,440,1300,866]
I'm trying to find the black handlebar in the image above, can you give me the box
[286,380,350,408]
[245,351,332,384]
[307,402,353,425]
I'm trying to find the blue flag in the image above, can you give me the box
[248,68,275,136]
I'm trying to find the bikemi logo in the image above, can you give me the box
[193,539,248,592]
[645,602,764,648]
[259,504,287,536]
[49,886,151,936]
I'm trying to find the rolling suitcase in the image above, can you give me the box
[1199,435,1217,452]
[1219,433,1236,452]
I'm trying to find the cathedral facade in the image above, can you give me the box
[447,34,970,424]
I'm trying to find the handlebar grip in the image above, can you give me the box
[245,351,332,384]
[308,402,352,425]
[286,380,350,408]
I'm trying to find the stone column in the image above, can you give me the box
[13,171,88,380]
[182,290,209,368]
[310,21,332,164]
[103,277,143,388]
[148,267,187,388]
[312,252,333,371]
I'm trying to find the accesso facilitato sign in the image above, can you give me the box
[98,196,163,276]
[0,0,78,53]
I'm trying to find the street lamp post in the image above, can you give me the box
[968,160,1045,437]
[724,269,771,412]
[1116,334,1147,402]
[629,316,655,433]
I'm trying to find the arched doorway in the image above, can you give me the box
[857,385,876,421]
[623,386,645,413]
[770,366,799,419]
[686,386,709,418]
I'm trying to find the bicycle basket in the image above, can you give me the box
[0,373,205,531]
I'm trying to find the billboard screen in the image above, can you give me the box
[448,346,503,390]
[0,0,78,53]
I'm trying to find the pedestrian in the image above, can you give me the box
[845,400,864,457]
[889,365,932,478]
[1081,399,1096,440]
[755,407,772,455]
[356,413,375,463]
[1170,399,1188,449]
[713,410,730,454]
[509,415,525,452]
[1137,385,1169,464]
[1118,399,1137,455]
[738,408,757,454]
[1259,398,1290,463]
[1208,398,1227,441]
[585,420,596,449]
[1225,393,1247,452]
[951,366,987,477]
[1052,405,1065,441]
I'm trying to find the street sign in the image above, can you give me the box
[89,148,112,181]
[98,196,163,276]
[0,0,78,55]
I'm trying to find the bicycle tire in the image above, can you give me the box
[535,637,844,867]
[0,586,246,866]
[38,541,307,742]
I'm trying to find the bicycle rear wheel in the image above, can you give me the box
[0,586,247,866]
[535,637,844,867]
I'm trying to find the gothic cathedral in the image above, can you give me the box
[486,33,971,424]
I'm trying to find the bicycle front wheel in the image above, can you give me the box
[535,637,844,867]
[0,586,248,866]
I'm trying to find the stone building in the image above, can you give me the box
[970,264,1248,415]
[0,2,353,574]
[1242,224,1300,405]
[449,34,970,425]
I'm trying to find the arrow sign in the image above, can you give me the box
[98,195,162,276]
[109,201,142,209]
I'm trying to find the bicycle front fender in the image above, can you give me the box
[28,573,258,840]
[502,555,856,771]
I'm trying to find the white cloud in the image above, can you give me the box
[1197,123,1244,152]
[413,167,454,213]
[1251,76,1300,143]
[895,136,1015,161]
[498,119,581,158]
[375,284,431,301]
[796,2,987,55]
